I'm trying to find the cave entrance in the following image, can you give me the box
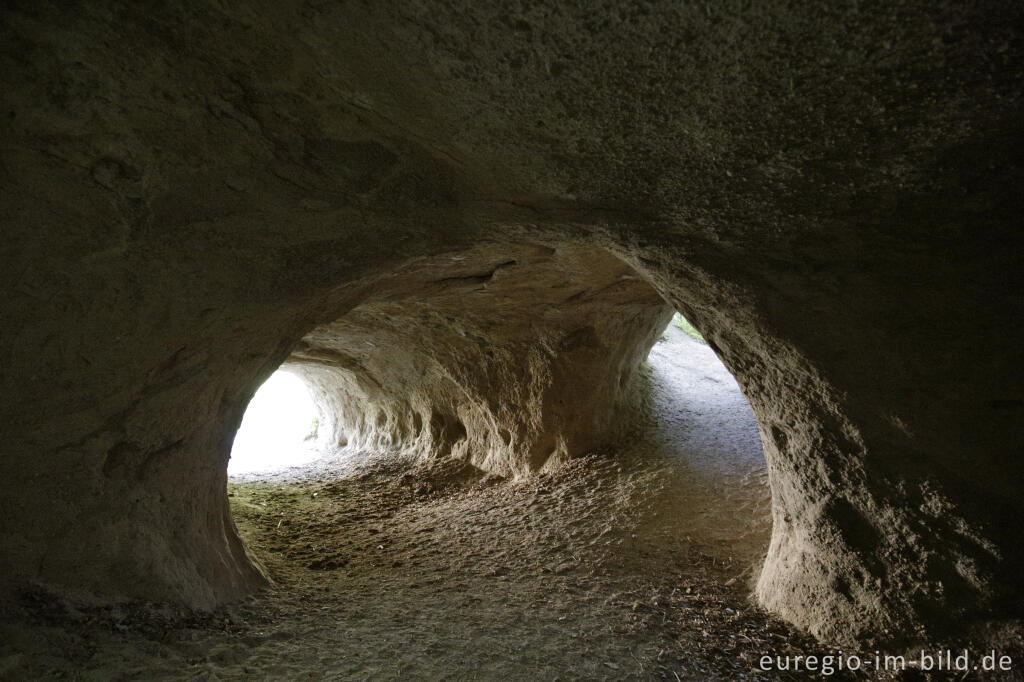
[649,312,765,475]
[642,311,771,565]
[224,245,772,585]
[218,248,776,675]
[228,370,322,475]
[223,247,770,565]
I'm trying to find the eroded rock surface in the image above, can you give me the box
[289,244,671,476]
[1,0,1022,648]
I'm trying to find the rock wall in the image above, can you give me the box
[1,0,1021,645]
[286,244,672,477]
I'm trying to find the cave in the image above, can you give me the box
[1,1,1022,678]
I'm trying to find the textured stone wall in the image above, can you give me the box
[286,244,672,477]
[1,0,1021,646]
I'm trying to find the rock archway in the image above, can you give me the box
[1,0,1021,651]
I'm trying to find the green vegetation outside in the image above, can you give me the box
[672,312,705,343]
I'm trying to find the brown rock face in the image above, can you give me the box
[1,0,1022,647]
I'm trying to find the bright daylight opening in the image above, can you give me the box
[228,370,321,475]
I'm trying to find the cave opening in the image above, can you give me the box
[221,246,771,574]
[222,263,772,570]
[644,311,771,563]
[228,370,322,475]
[217,290,775,675]
[222,247,769,541]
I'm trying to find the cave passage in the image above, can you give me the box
[227,307,772,567]
[643,317,770,561]
[202,307,777,678]
[228,371,321,475]
[223,280,776,573]
[220,246,773,583]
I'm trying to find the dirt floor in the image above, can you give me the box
[2,327,925,680]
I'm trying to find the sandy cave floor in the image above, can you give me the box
[1,327,908,680]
